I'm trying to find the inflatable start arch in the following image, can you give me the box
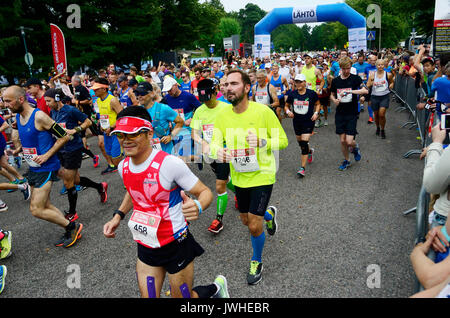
[254,3,367,57]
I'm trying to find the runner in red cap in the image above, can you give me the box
[103,106,229,298]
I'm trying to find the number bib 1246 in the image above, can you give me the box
[230,148,260,172]
[128,210,161,248]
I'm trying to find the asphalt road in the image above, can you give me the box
[0,96,423,298]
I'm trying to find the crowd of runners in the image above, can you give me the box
[0,44,448,297]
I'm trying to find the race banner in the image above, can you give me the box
[50,24,67,75]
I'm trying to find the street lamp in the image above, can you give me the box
[16,26,34,78]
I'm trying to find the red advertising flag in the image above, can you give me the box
[50,24,67,75]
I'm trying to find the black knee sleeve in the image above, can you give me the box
[298,140,309,155]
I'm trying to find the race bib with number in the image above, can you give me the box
[128,209,161,248]
[293,100,309,115]
[374,80,388,93]
[202,124,214,144]
[306,82,313,89]
[23,147,41,168]
[175,109,185,121]
[99,114,110,130]
[337,88,352,103]
[230,148,260,172]
[151,138,162,151]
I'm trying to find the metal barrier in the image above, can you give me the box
[393,74,436,293]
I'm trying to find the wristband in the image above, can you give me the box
[113,209,125,220]
[441,226,450,242]
[75,126,82,133]
[193,200,202,215]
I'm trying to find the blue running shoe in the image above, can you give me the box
[353,147,361,162]
[0,265,6,294]
[339,160,351,171]
[60,185,67,195]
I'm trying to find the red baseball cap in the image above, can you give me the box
[113,116,153,134]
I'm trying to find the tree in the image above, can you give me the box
[237,3,267,44]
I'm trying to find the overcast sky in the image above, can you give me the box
[220,0,345,13]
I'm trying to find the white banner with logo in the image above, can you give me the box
[254,34,271,59]
[348,27,367,53]
[292,6,318,24]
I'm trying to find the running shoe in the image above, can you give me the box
[55,223,83,247]
[21,183,31,201]
[208,219,223,234]
[339,159,351,171]
[101,165,118,175]
[213,275,230,298]
[76,185,87,192]
[93,155,99,168]
[376,127,380,136]
[381,130,386,139]
[0,231,12,259]
[367,117,374,124]
[14,156,21,169]
[265,206,278,236]
[0,265,6,294]
[60,185,68,195]
[297,167,306,178]
[64,211,79,222]
[315,119,321,128]
[62,223,83,248]
[353,147,361,162]
[247,261,263,285]
[324,120,328,126]
[99,182,108,203]
[7,179,19,193]
[308,148,314,164]
[0,201,8,212]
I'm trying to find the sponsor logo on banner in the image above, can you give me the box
[292,6,318,24]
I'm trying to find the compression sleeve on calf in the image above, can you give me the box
[50,122,68,138]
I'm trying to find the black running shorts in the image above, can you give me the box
[26,170,59,188]
[234,184,273,216]
[57,149,83,170]
[137,230,204,274]
[209,161,230,181]
[335,113,358,136]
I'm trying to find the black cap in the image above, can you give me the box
[128,78,138,87]
[134,81,153,94]
[25,78,42,87]
[118,75,128,83]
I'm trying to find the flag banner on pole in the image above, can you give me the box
[50,24,67,75]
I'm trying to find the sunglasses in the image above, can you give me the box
[113,130,148,140]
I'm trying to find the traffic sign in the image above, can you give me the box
[367,31,376,41]
[24,52,33,66]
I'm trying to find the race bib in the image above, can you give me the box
[293,100,309,115]
[374,80,387,93]
[175,108,185,121]
[128,209,161,248]
[193,88,198,97]
[151,138,162,151]
[23,147,41,168]
[276,86,282,95]
[255,91,268,102]
[337,88,352,103]
[316,87,322,95]
[99,114,110,130]
[202,124,214,144]
[230,148,260,172]
[58,122,66,129]
[306,82,313,89]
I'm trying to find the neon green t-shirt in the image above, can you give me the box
[190,100,231,159]
[210,101,288,188]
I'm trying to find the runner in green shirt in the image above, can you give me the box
[210,70,288,285]
[190,79,236,234]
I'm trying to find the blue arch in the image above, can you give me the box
[254,3,366,55]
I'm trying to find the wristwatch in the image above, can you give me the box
[113,209,126,220]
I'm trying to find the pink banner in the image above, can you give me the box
[50,24,67,75]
